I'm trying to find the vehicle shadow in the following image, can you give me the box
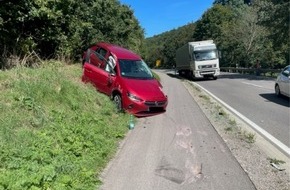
[166,71,213,81]
[166,73,216,82]
[218,72,275,81]
[166,71,274,82]
[260,93,290,107]
[166,73,183,80]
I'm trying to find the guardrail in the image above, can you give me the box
[220,67,282,77]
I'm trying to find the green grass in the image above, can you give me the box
[238,131,256,144]
[152,71,160,81]
[0,61,129,190]
[243,132,256,143]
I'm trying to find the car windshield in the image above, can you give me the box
[119,59,154,79]
[193,50,218,61]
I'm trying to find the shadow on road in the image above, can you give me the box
[166,71,275,82]
[166,73,183,80]
[217,73,275,81]
[166,72,215,82]
[260,93,290,107]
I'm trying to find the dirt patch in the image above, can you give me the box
[183,81,290,190]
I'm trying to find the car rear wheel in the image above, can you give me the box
[275,84,281,96]
[113,94,122,111]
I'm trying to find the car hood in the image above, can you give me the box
[122,78,167,100]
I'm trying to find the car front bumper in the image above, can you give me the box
[123,98,168,117]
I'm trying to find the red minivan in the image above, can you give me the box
[82,42,168,117]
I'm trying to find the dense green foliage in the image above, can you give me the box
[142,23,195,68]
[143,0,289,69]
[0,0,144,69]
[0,62,129,189]
[1,0,287,69]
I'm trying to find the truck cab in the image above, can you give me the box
[176,40,220,80]
[190,41,220,79]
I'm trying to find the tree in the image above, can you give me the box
[221,3,268,67]
[193,4,234,42]
[194,1,273,68]
[214,0,251,7]
[0,0,144,68]
[142,23,195,68]
[258,0,289,67]
[192,4,235,66]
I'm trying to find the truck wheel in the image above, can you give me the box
[190,71,196,80]
[213,76,218,80]
[178,70,184,76]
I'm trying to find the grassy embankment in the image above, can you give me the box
[0,61,130,189]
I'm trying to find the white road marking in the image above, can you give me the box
[242,82,263,88]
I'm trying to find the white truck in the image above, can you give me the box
[175,40,220,80]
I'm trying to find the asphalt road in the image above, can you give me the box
[100,71,256,190]
[193,72,290,148]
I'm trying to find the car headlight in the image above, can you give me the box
[127,92,143,102]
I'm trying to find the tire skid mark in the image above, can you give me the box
[155,125,204,185]
[155,158,185,184]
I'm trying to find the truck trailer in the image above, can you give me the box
[175,40,220,80]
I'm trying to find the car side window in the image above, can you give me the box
[92,47,107,69]
[282,67,290,77]
[96,48,107,60]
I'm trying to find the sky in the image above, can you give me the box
[119,0,215,38]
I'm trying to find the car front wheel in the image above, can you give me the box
[275,84,281,96]
[113,94,122,111]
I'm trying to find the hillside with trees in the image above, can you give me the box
[0,0,288,69]
[143,0,289,69]
[142,23,196,68]
[0,0,144,69]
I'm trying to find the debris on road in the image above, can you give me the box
[270,163,286,171]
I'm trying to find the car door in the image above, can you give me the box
[97,53,117,95]
[83,47,116,95]
[82,62,102,91]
